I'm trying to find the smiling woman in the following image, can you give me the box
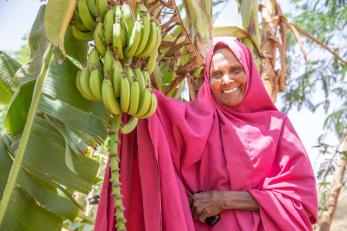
[209,47,247,107]
[95,39,318,231]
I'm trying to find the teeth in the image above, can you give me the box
[223,88,238,94]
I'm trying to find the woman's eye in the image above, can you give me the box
[230,68,242,75]
[212,72,222,78]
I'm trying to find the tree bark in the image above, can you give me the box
[319,136,347,231]
[237,0,261,70]
[260,0,285,102]
[182,0,212,100]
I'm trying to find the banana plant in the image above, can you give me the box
[237,0,261,69]
[0,1,108,230]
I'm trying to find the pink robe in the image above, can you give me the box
[95,39,318,231]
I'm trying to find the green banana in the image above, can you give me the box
[112,59,123,97]
[86,0,98,18]
[80,67,97,101]
[102,79,121,115]
[89,69,103,101]
[154,21,162,49]
[112,22,125,60]
[78,0,96,31]
[114,3,123,20]
[142,70,151,87]
[125,65,134,82]
[146,50,158,74]
[71,25,93,41]
[136,87,152,117]
[87,48,100,70]
[120,117,138,134]
[137,2,150,14]
[128,79,140,115]
[140,93,157,118]
[73,11,89,32]
[134,4,151,55]
[96,0,108,21]
[94,22,106,56]
[124,18,142,58]
[76,71,93,100]
[104,8,115,45]
[138,21,159,57]
[114,5,126,55]
[134,68,145,92]
[120,75,131,113]
[122,3,135,40]
[104,49,114,78]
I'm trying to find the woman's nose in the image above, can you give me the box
[222,74,234,84]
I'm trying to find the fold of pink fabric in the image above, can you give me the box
[94,39,318,231]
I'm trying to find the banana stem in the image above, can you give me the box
[0,44,54,225]
[108,114,127,231]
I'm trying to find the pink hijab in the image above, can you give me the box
[95,39,318,231]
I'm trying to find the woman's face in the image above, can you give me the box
[209,48,247,107]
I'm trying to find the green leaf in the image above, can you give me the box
[1,3,107,228]
[16,169,79,221]
[64,26,89,67]
[14,5,49,83]
[0,135,11,198]
[0,44,55,227]
[43,58,108,121]
[0,51,22,105]
[44,0,77,53]
[0,84,12,106]
[5,80,35,137]
[213,26,249,39]
[1,134,73,229]
[20,116,99,194]
[0,188,62,231]
[44,114,78,174]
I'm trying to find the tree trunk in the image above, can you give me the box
[259,0,285,102]
[182,0,212,100]
[319,136,347,231]
[237,0,261,71]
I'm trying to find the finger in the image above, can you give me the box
[192,192,207,199]
[198,213,207,223]
[193,212,199,221]
[195,207,204,217]
[192,208,200,221]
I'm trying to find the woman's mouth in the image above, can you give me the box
[222,88,238,94]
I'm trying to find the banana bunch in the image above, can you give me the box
[76,48,104,101]
[73,2,163,230]
[73,2,161,149]
[71,0,108,41]
[119,65,157,119]
[123,3,162,61]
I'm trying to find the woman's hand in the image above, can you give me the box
[190,190,225,223]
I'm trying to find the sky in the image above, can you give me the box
[0,0,336,173]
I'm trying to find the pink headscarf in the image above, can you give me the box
[95,39,318,231]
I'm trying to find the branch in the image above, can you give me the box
[280,16,347,65]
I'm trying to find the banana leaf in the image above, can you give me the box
[0,2,108,229]
[0,135,63,231]
[0,51,21,105]
[1,55,108,230]
[14,5,49,83]
[44,0,76,54]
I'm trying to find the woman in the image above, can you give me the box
[95,39,318,230]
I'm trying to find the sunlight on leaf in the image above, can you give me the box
[44,0,77,53]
